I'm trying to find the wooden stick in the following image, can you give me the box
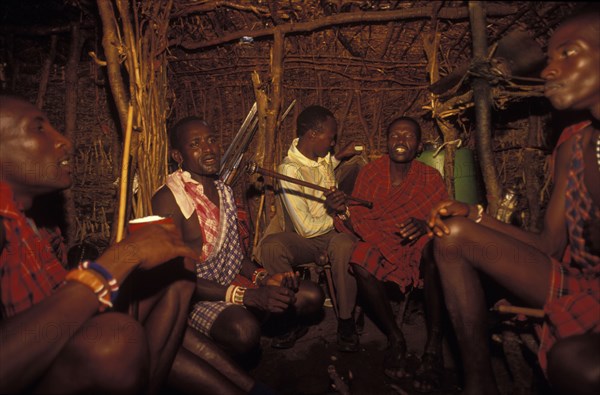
[116,104,134,243]
[494,305,544,318]
[245,161,374,209]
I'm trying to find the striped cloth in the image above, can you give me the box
[0,182,67,318]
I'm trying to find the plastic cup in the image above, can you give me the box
[128,215,173,233]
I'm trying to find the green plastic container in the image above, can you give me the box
[417,144,482,204]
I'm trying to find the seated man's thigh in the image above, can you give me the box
[327,231,356,266]
[259,232,321,272]
[35,312,149,393]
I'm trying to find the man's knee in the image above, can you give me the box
[65,313,149,392]
[211,308,261,355]
[328,233,356,266]
[431,217,472,266]
[296,279,325,314]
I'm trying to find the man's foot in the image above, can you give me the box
[271,325,309,349]
[412,352,443,392]
[337,318,360,352]
[383,341,412,380]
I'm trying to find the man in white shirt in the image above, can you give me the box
[258,105,362,351]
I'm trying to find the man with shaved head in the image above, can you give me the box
[0,95,277,395]
[426,7,600,395]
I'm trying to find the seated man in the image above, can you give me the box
[0,94,270,395]
[426,8,600,395]
[258,105,362,351]
[332,116,448,392]
[151,116,324,359]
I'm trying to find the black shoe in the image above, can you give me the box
[337,318,360,352]
[271,325,309,349]
[355,307,365,334]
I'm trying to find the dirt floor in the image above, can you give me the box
[249,286,555,395]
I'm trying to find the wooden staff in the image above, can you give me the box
[493,305,544,318]
[115,104,134,243]
[245,161,374,209]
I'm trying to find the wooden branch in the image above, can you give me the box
[97,0,129,132]
[116,105,134,243]
[469,2,502,213]
[494,305,544,318]
[36,34,57,109]
[265,29,284,173]
[171,1,270,18]
[170,4,518,50]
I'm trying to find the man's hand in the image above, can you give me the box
[118,223,197,271]
[266,272,300,292]
[335,141,363,161]
[243,286,296,313]
[397,217,428,245]
[324,188,347,214]
[426,200,470,238]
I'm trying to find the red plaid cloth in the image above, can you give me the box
[183,180,220,261]
[536,130,600,374]
[336,157,448,292]
[0,182,67,318]
[537,259,600,374]
[236,207,252,258]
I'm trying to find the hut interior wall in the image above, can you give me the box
[0,1,586,250]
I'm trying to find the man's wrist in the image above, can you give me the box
[252,268,269,286]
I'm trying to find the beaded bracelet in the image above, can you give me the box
[224,285,246,305]
[252,268,269,286]
[80,260,120,303]
[232,286,246,305]
[225,284,236,303]
[65,269,112,312]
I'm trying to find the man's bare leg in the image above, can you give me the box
[33,313,149,394]
[432,217,551,395]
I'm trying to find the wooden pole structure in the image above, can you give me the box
[469,1,502,214]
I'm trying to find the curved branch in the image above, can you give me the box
[170,4,518,50]
[171,1,270,18]
[97,0,129,132]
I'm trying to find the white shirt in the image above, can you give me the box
[278,138,340,238]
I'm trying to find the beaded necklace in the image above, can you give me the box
[596,131,600,172]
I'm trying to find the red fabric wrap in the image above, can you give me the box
[336,157,448,292]
[0,182,67,318]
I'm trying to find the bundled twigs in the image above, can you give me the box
[98,0,173,238]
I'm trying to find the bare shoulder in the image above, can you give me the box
[151,185,181,219]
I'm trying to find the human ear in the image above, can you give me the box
[171,150,183,165]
